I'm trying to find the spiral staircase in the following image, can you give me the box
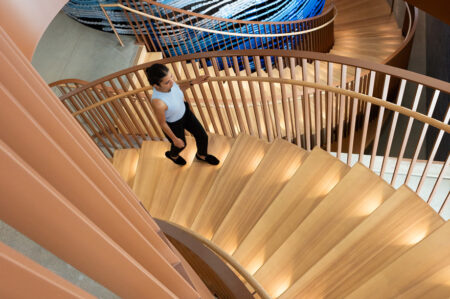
[2,0,450,298]
[111,130,450,298]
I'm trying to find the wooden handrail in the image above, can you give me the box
[59,50,450,102]
[161,220,273,299]
[71,76,450,133]
[101,3,337,38]
[126,0,335,26]
[48,78,89,88]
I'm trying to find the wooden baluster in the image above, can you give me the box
[337,65,347,160]
[265,56,282,138]
[126,0,150,50]
[314,60,321,147]
[301,58,312,151]
[347,67,362,165]
[326,62,334,152]
[100,82,135,148]
[211,57,237,137]
[160,7,182,56]
[132,0,158,52]
[255,56,274,141]
[290,57,302,147]
[428,156,449,208]
[232,56,254,136]
[221,57,246,133]
[180,60,209,130]
[76,90,116,152]
[169,10,190,55]
[391,84,423,185]
[380,79,407,178]
[185,14,204,53]
[141,3,166,55]
[277,56,292,142]
[85,88,127,148]
[153,8,177,56]
[79,89,109,130]
[199,58,228,135]
[65,94,114,156]
[190,60,219,133]
[121,1,143,46]
[128,71,165,139]
[416,107,450,194]
[116,76,153,140]
[244,56,263,139]
[109,79,144,146]
[130,71,165,140]
[369,75,391,169]
[359,71,376,162]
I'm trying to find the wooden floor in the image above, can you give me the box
[113,133,449,298]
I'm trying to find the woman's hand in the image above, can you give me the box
[173,137,185,148]
[191,75,210,85]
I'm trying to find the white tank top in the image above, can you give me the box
[151,82,186,122]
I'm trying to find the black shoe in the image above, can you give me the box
[196,153,220,165]
[165,151,186,166]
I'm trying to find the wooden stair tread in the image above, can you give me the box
[169,134,235,227]
[346,221,450,298]
[150,136,197,219]
[133,141,169,209]
[211,138,308,254]
[280,185,445,298]
[112,148,140,187]
[253,163,395,297]
[190,134,270,239]
[232,147,350,274]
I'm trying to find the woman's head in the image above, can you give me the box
[145,64,173,91]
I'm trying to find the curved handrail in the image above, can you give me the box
[59,50,450,100]
[102,3,337,38]
[48,78,89,88]
[129,0,334,26]
[382,3,418,67]
[113,0,335,56]
[162,220,272,299]
[71,78,450,133]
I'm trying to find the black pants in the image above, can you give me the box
[165,102,208,157]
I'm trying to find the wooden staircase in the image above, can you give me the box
[112,133,449,298]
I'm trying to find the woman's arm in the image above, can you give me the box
[178,75,210,92]
[151,99,185,148]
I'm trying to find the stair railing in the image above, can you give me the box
[100,1,336,57]
[57,50,449,216]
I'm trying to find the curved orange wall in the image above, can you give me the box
[0,0,68,60]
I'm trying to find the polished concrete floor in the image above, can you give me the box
[32,11,139,84]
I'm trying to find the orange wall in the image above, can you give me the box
[0,0,68,60]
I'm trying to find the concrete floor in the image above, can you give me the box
[32,11,139,84]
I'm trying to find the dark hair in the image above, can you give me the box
[145,63,169,85]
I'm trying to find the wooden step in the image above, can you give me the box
[150,136,197,219]
[280,185,444,298]
[253,163,395,297]
[190,134,270,239]
[169,134,234,227]
[133,141,169,209]
[211,138,308,254]
[346,221,450,298]
[112,148,140,187]
[232,147,350,274]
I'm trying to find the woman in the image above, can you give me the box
[146,63,219,166]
